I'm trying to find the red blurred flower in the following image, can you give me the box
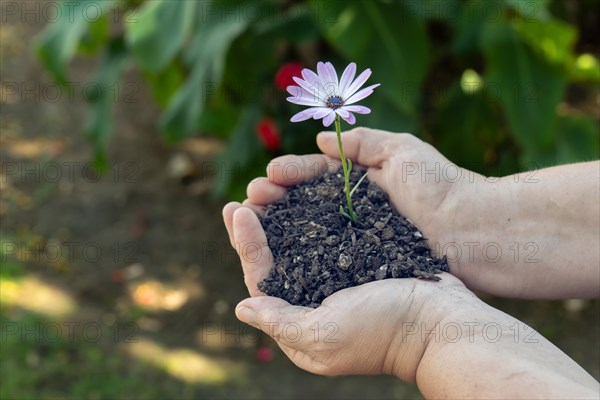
[274,62,304,91]
[255,117,281,151]
[255,346,274,362]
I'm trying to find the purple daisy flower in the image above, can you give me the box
[286,62,380,127]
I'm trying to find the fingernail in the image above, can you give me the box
[236,305,256,323]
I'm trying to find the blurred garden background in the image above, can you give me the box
[1,0,598,399]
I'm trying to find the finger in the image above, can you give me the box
[247,177,287,205]
[222,201,241,247]
[235,296,313,348]
[316,127,407,168]
[433,272,467,288]
[267,154,341,186]
[232,207,273,296]
[241,199,266,216]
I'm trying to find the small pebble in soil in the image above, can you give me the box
[257,168,449,308]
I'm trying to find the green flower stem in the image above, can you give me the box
[335,114,356,222]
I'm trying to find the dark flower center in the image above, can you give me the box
[326,95,344,109]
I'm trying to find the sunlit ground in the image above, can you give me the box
[0,262,248,398]
[1,274,76,318]
[126,339,235,384]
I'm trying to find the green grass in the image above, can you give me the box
[0,311,204,400]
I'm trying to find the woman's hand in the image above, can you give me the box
[223,204,474,380]
[222,205,599,399]
[222,128,600,396]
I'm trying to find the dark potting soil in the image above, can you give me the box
[257,167,449,308]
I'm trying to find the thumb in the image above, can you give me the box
[316,127,398,168]
[235,297,314,347]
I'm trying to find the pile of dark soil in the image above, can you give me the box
[257,168,449,307]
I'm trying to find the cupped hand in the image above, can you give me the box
[222,204,473,380]
[222,129,600,393]
[221,127,476,379]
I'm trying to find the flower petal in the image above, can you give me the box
[313,108,333,119]
[286,86,322,106]
[343,68,372,99]
[345,83,380,105]
[335,108,350,119]
[338,63,356,96]
[292,76,325,102]
[286,85,301,96]
[343,105,371,114]
[301,68,320,86]
[300,68,331,100]
[316,62,330,84]
[286,95,322,107]
[325,62,339,87]
[317,62,337,96]
[290,107,321,122]
[322,111,336,127]
[342,111,356,125]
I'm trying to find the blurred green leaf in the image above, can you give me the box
[84,37,129,170]
[35,0,113,84]
[311,0,428,115]
[555,115,600,164]
[213,106,263,199]
[399,0,461,21]
[360,93,418,134]
[481,21,567,164]
[160,6,248,142]
[433,83,498,172]
[125,0,196,72]
[78,15,109,55]
[453,0,553,53]
[223,28,278,105]
[515,18,577,66]
[198,100,240,138]
[503,0,550,20]
[252,3,320,43]
[143,63,186,107]
[452,1,492,54]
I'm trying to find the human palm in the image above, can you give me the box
[223,203,469,379]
